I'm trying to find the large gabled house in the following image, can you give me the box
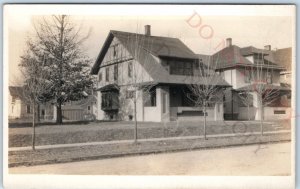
[91,25,229,122]
[211,38,291,120]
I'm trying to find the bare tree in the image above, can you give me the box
[251,61,280,135]
[239,51,281,135]
[187,55,228,139]
[32,15,93,124]
[123,28,157,143]
[19,42,53,150]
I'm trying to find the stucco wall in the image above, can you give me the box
[238,107,256,120]
[263,107,291,120]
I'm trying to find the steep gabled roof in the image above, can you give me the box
[91,30,230,87]
[91,30,197,75]
[111,30,197,59]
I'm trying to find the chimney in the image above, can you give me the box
[145,25,151,36]
[226,38,232,47]
[264,45,271,51]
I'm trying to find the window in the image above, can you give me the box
[98,72,102,82]
[126,90,134,99]
[114,65,118,81]
[254,53,264,64]
[128,61,133,78]
[113,46,117,57]
[41,109,45,116]
[274,110,286,114]
[170,61,193,76]
[144,88,156,107]
[150,90,156,106]
[101,91,119,110]
[12,96,16,104]
[244,69,251,83]
[26,105,31,114]
[88,106,91,111]
[162,93,167,113]
[266,72,272,84]
[105,67,109,82]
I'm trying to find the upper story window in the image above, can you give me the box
[128,61,133,78]
[266,71,272,84]
[244,69,252,83]
[114,65,118,81]
[113,45,117,57]
[254,54,264,64]
[98,72,102,82]
[106,67,109,82]
[170,61,193,76]
[26,105,31,114]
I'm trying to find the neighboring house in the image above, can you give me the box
[91,25,229,122]
[211,38,291,120]
[55,95,97,121]
[8,86,54,121]
[273,47,292,85]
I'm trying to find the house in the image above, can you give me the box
[8,86,54,121]
[273,47,292,85]
[91,25,230,122]
[210,38,291,120]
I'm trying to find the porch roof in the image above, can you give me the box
[97,84,120,92]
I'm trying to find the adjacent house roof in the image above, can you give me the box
[9,86,25,100]
[210,45,287,70]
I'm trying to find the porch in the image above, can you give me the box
[142,85,224,122]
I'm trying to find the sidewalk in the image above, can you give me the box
[9,130,291,152]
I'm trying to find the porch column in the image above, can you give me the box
[214,102,224,121]
[136,89,144,121]
[97,91,105,120]
[156,86,170,122]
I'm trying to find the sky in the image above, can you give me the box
[4,5,295,85]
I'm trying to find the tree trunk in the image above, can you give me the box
[260,104,264,136]
[247,104,250,121]
[32,103,36,150]
[37,104,40,122]
[203,103,207,140]
[56,102,63,124]
[133,99,138,143]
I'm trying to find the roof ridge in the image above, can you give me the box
[110,30,180,40]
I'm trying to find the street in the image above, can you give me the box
[10,142,291,176]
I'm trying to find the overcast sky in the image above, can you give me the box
[5,5,295,85]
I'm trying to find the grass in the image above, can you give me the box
[9,120,291,148]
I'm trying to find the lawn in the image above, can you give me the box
[8,120,291,148]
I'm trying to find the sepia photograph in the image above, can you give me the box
[3,4,296,189]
